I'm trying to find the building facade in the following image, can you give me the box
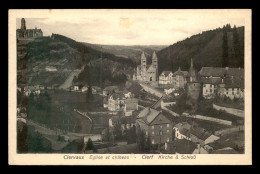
[172,67,188,89]
[159,71,173,84]
[136,107,173,145]
[133,52,158,82]
[16,18,43,39]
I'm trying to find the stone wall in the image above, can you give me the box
[183,114,232,126]
[213,103,244,118]
[214,126,244,136]
[139,83,163,98]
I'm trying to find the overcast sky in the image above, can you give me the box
[16,10,245,46]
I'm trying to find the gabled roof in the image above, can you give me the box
[160,71,172,77]
[174,122,192,137]
[152,51,158,60]
[120,116,136,124]
[110,92,125,100]
[201,78,222,85]
[167,139,197,154]
[190,127,212,141]
[136,107,162,125]
[199,67,244,78]
[173,67,188,77]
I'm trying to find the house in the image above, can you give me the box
[84,134,102,143]
[172,67,188,89]
[103,96,108,108]
[92,86,102,94]
[217,78,244,100]
[165,139,197,154]
[70,85,79,91]
[108,92,126,111]
[120,116,136,133]
[81,85,89,92]
[201,78,221,99]
[133,51,158,82]
[136,107,173,145]
[159,71,173,84]
[199,67,244,80]
[164,87,175,95]
[103,86,119,96]
[124,98,138,116]
[173,122,192,141]
[161,96,176,107]
[189,127,219,146]
[123,89,132,98]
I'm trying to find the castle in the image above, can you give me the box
[133,51,158,82]
[16,18,43,39]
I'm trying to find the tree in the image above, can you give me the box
[72,75,78,84]
[145,134,152,152]
[222,26,229,67]
[86,138,94,151]
[233,25,243,68]
[136,130,146,152]
[85,86,93,103]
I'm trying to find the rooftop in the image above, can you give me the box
[136,107,162,125]
[167,139,197,154]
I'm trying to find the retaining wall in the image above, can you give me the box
[213,103,244,118]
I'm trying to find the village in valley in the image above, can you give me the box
[16,17,245,154]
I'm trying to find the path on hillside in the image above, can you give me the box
[59,65,86,90]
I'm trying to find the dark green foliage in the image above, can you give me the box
[126,125,136,144]
[136,130,146,152]
[85,86,94,103]
[86,138,94,151]
[27,128,52,153]
[232,25,244,68]
[17,122,28,153]
[51,34,136,67]
[157,25,244,73]
[222,25,229,67]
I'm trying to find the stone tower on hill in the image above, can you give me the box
[16,18,43,39]
[186,58,201,109]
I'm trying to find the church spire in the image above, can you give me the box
[141,51,146,60]
[152,51,157,60]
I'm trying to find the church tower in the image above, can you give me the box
[152,51,158,81]
[141,51,147,72]
[21,18,26,30]
[186,58,201,109]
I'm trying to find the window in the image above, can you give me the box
[167,138,170,142]
[146,131,148,136]
[152,125,154,129]
[152,131,154,135]
[167,130,169,133]
[152,139,155,144]
[167,124,170,128]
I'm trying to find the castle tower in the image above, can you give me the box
[21,18,26,30]
[152,51,158,81]
[186,58,201,108]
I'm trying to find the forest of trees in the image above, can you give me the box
[157,25,244,74]
[222,24,244,68]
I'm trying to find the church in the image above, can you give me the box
[133,51,158,82]
[16,18,43,39]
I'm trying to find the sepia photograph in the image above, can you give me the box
[8,9,252,165]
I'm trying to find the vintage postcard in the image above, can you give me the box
[8,9,252,165]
